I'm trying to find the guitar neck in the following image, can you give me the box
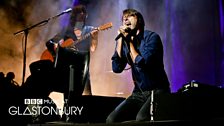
[71,28,99,46]
[61,22,112,48]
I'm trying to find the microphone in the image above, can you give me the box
[54,8,72,18]
[62,8,72,13]
[115,28,131,41]
[125,27,131,33]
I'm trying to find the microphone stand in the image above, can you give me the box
[13,10,70,85]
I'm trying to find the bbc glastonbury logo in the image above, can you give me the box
[8,99,84,116]
[24,98,44,105]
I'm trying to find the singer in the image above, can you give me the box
[44,3,98,99]
[106,9,171,123]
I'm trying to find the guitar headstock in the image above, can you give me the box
[98,22,113,31]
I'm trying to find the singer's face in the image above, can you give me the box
[122,14,137,30]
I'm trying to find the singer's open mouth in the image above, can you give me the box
[124,21,131,25]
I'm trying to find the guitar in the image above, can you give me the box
[40,22,113,62]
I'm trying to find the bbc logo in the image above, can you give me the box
[24,99,43,105]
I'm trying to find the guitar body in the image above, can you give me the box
[40,22,112,62]
[40,49,54,62]
[60,38,74,48]
[40,38,75,62]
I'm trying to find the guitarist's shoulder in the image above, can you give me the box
[84,25,95,30]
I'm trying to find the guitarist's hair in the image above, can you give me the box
[70,4,87,26]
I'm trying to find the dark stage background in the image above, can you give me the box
[0,0,223,97]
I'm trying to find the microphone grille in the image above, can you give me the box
[125,28,131,33]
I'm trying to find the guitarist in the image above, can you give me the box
[45,4,98,98]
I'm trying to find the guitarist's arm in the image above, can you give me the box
[46,33,64,56]
[46,40,57,55]
[90,29,98,52]
[46,33,58,48]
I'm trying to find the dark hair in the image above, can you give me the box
[70,4,87,26]
[72,4,87,15]
[6,72,15,80]
[122,9,145,31]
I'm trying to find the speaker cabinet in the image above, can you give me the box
[65,95,125,123]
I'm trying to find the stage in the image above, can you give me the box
[27,119,224,126]
[3,91,224,126]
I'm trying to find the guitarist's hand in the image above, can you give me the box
[90,28,99,52]
[53,39,64,51]
[90,29,98,37]
[53,43,58,51]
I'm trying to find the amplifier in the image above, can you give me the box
[177,80,224,97]
[153,80,224,121]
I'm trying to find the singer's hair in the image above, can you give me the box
[70,4,87,26]
[122,9,145,32]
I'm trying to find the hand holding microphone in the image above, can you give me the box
[119,26,131,36]
[115,26,131,41]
